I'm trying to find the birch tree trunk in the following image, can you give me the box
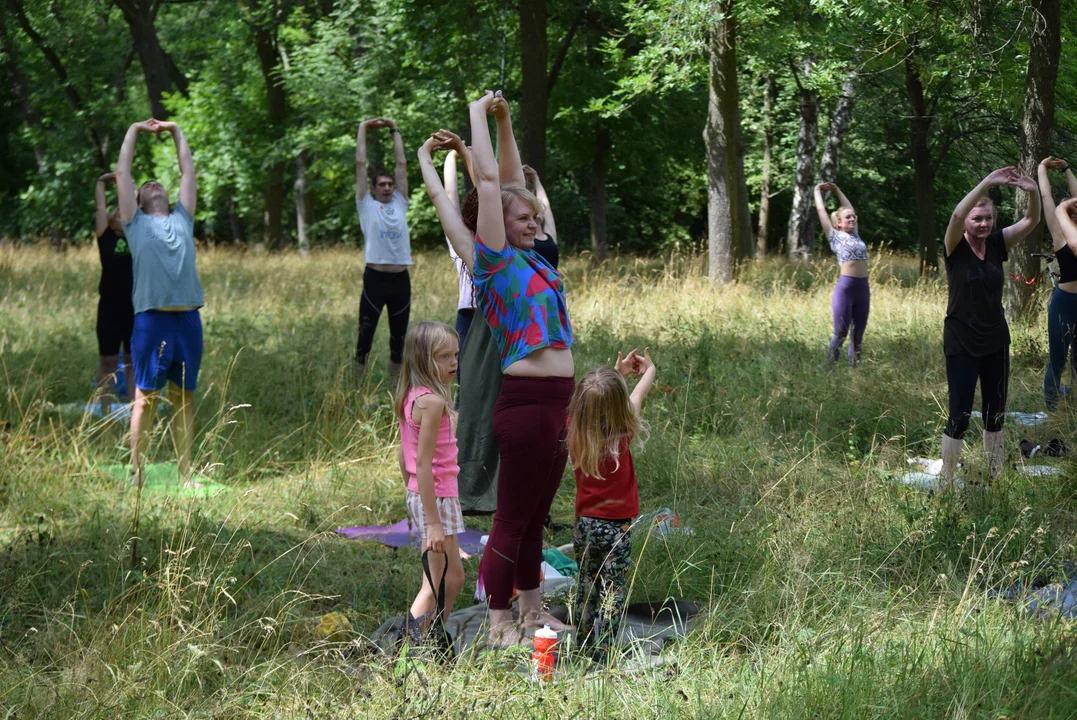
[1007,0,1060,321]
[819,72,857,187]
[756,76,775,258]
[296,151,310,256]
[786,57,818,262]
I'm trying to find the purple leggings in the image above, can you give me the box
[480,375,575,610]
[828,275,870,361]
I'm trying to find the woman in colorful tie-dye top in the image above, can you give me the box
[417,90,575,645]
[814,182,870,367]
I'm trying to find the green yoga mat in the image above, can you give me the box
[101,463,226,499]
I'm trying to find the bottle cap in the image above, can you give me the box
[535,624,557,640]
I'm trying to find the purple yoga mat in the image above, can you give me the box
[336,518,487,556]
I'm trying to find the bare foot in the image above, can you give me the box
[488,619,525,647]
[519,610,573,632]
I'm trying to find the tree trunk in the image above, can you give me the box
[786,58,818,262]
[756,76,774,258]
[1007,0,1060,322]
[113,0,189,119]
[705,6,742,283]
[519,0,548,176]
[819,71,856,186]
[296,151,310,256]
[905,52,938,274]
[590,125,609,261]
[228,192,245,245]
[254,20,287,249]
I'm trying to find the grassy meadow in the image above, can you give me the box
[1,243,1076,718]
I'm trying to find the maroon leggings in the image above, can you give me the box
[480,375,575,609]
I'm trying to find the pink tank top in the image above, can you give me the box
[400,386,459,497]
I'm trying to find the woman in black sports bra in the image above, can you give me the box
[1042,156,1077,409]
[524,165,559,269]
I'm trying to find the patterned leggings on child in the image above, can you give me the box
[572,516,633,650]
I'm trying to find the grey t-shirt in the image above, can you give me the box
[122,202,204,314]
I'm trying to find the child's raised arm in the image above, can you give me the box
[412,393,447,554]
[629,348,656,417]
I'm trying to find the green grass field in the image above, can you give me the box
[1,244,1075,718]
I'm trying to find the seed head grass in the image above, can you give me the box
[0,244,1074,717]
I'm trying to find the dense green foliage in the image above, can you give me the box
[1,0,1074,255]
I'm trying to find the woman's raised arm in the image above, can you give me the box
[944,167,1016,257]
[95,172,114,236]
[419,138,475,270]
[813,183,836,238]
[470,91,506,253]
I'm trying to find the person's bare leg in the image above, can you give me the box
[122,352,136,400]
[96,355,119,416]
[130,387,159,481]
[442,535,464,616]
[487,607,521,646]
[517,587,572,631]
[409,562,437,628]
[984,429,1005,481]
[940,434,963,491]
[168,381,195,482]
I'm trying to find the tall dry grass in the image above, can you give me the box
[0,244,1074,718]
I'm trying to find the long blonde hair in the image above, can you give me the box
[393,321,459,425]
[567,366,643,480]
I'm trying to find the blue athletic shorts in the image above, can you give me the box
[131,309,203,392]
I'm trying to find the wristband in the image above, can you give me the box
[389,128,400,134]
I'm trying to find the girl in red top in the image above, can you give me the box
[567,348,656,653]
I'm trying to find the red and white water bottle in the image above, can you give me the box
[530,625,557,681]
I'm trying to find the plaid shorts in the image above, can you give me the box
[406,491,465,538]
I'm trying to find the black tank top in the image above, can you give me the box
[97,228,133,303]
[532,235,559,269]
[1057,243,1077,284]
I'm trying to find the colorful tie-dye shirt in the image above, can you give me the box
[473,236,574,371]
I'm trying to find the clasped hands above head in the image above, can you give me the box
[987,166,1037,192]
[133,118,179,135]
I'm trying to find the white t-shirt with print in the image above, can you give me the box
[357,190,411,265]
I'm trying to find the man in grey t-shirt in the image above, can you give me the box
[116,118,205,485]
[354,117,411,386]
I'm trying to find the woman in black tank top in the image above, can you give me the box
[1040,156,1077,410]
[523,165,559,269]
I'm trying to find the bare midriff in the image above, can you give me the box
[367,263,409,273]
[504,346,575,378]
[1058,280,1077,294]
[839,259,869,278]
[158,306,200,312]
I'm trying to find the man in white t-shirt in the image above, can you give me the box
[354,116,411,385]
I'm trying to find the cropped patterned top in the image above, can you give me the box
[828,230,869,265]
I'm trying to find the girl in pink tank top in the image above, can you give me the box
[393,321,465,639]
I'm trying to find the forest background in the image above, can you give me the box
[2,0,1075,306]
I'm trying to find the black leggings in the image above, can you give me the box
[356,267,410,364]
[945,347,1009,439]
